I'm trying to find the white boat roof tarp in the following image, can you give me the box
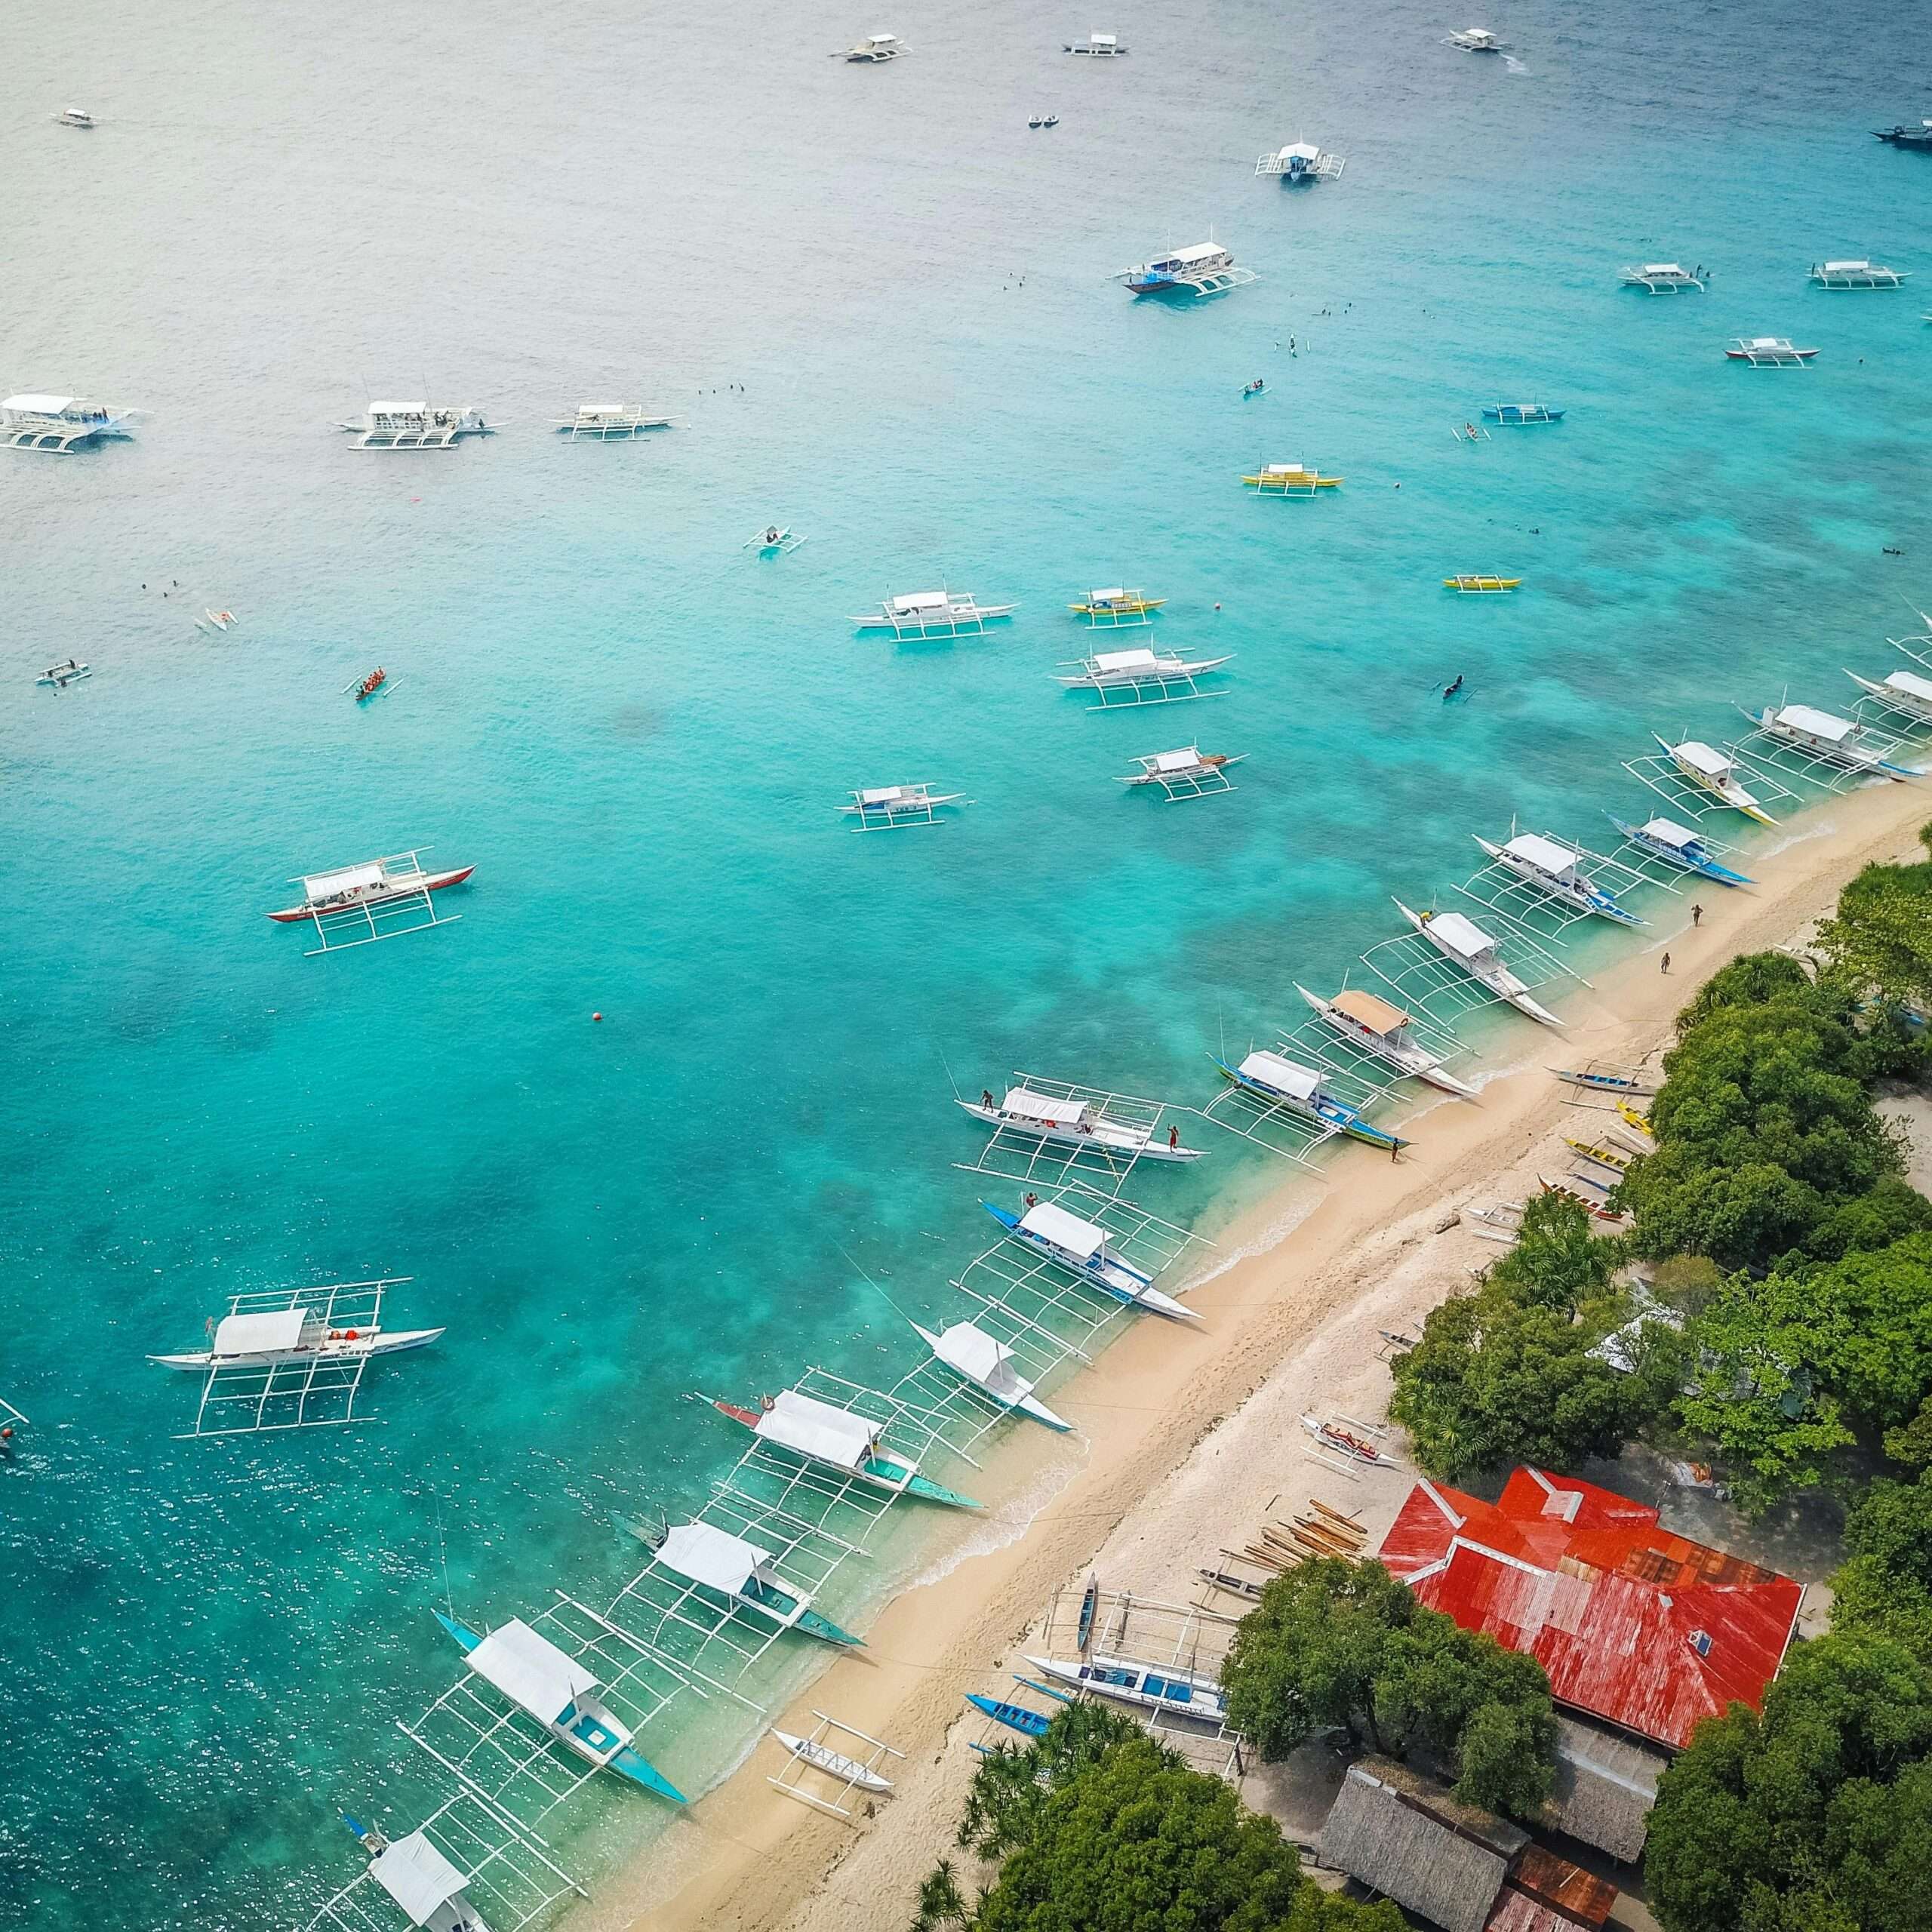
[1153,748,1202,772]
[1020,1198,1108,1260]
[4,394,78,414]
[467,1618,599,1721]
[1094,648,1158,672]
[371,1831,470,1925]
[1777,704,1854,742]
[761,1388,878,1469]
[1673,739,1733,778]
[1088,32,1117,44]
[892,591,950,612]
[1887,670,1932,702]
[1239,1050,1321,1100]
[936,1321,1013,1380]
[581,403,628,415]
[1280,141,1320,161]
[1168,242,1224,265]
[1331,989,1411,1035]
[1505,832,1583,878]
[1822,260,1872,272]
[368,399,428,414]
[1426,910,1496,959]
[657,1520,771,1594]
[859,786,910,805]
[1264,463,1311,475]
[212,1307,309,1356]
[1003,1087,1089,1125]
[1639,817,1699,850]
[1089,587,1126,602]
[1641,263,1686,276]
[305,862,385,898]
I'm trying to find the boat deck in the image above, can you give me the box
[955,1072,1200,1194]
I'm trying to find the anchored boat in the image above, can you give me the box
[1060,646,1231,697]
[1065,32,1126,53]
[552,403,672,438]
[1725,337,1816,365]
[1119,746,1244,800]
[850,589,1015,637]
[1254,140,1345,182]
[1243,460,1341,493]
[1741,702,1916,777]
[3,392,140,454]
[1024,1651,1227,1721]
[1481,402,1564,425]
[336,1816,494,1932]
[838,782,966,829]
[1621,263,1703,293]
[705,1386,980,1507]
[1657,735,1777,823]
[621,1517,863,1645]
[1394,898,1565,1027]
[843,31,903,59]
[54,106,94,127]
[745,525,806,554]
[1607,814,1754,886]
[1115,242,1256,297]
[1294,984,1475,1097]
[911,1315,1073,1426]
[1810,259,1907,290]
[1875,120,1932,149]
[1445,26,1506,50]
[37,657,91,687]
[1068,587,1164,622]
[1212,1050,1407,1149]
[1847,666,1932,724]
[338,401,496,449]
[1443,574,1521,592]
[1474,831,1646,925]
[149,1301,441,1373]
[958,1085,1204,1161]
[268,856,475,923]
[983,1198,1198,1322]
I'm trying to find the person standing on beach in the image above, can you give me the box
[1662,952,1672,974]
[1692,903,1704,927]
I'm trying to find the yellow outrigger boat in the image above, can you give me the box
[1616,1098,1654,1140]
[1244,461,1342,494]
[1443,574,1521,592]
[1068,588,1165,619]
[1564,1135,1632,1171]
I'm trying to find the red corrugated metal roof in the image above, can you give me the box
[1378,1468,1801,1750]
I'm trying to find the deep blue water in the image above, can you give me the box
[3,0,1930,1924]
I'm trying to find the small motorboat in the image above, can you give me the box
[1810,259,1908,291]
[1394,898,1565,1028]
[1657,735,1777,824]
[338,1815,493,1932]
[1445,26,1506,51]
[704,1386,981,1507]
[1473,831,1646,925]
[771,1728,894,1792]
[55,107,94,128]
[983,1199,1199,1322]
[1029,112,1043,128]
[1026,1651,1228,1721]
[1294,983,1476,1097]
[1041,113,1060,127]
[1874,119,1932,149]
[911,1316,1073,1429]
[966,1693,1052,1741]
[37,657,91,687]
[620,1516,863,1645]
[1481,402,1564,425]
[744,524,805,554]
[269,859,475,923]
[202,608,238,630]
[1551,1066,1656,1097]
[149,1303,443,1372]
[1741,701,1917,777]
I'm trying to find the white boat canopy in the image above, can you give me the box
[1504,832,1585,879]
[1776,703,1854,742]
[1276,141,1321,163]
[1089,586,1127,602]
[1638,817,1701,851]
[1884,670,1932,703]
[859,786,912,806]
[1641,263,1687,277]
[211,1307,309,1356]
[1330,989,1411,1035]
[1426,910,1499,960]
[1239,1050,1321,1100]
[371,1832,471,1926]
[760,1388,880,1469]
[1153,748,1203,772]
[1673,739,1735,777]
[466,1619,599,1721]
[1165,243,1226,267]
[1019,1198,1110,1259]
[1094,648,1160,672]
[368,399,429,416]
[1822,260,1875,273]
[304,861,386,900]
[932,1321,1017,1382]
[891,591,951,613]
[657,1521,774,1595]
[3,393,78,414]
[1002,1087,1090,1125]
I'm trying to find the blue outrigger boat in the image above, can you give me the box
[1211,1050,1408,1151]
[1482,402,1564,425]
[1475,832,1646,927]
[1607,813,1754,887]
[983,1200,1199,1322]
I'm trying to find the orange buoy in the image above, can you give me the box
[592,1011,603,1023]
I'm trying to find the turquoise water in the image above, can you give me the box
[3,0,1930,1923]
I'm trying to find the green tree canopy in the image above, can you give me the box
[1832,1471,1932,1658]
[1815,825,1932,1013]
[1484,1189,1618,1314]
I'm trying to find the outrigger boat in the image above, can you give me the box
[704,1386,981,1508]
[1114,242,1256,298]
[966,1692,1052,1741]
[432,1613,686,1803]
[1657,735,1777,823]
[1607,814,1754,886]
[37,657,91,687]
[1474,831,1646,925]
[1254,140,1346,182]
[1294,983,1476,1097]
[958,1085,1204,1162]
[1542,1177,1626,1223]
[1740,701,1917,777]
[1024,1651,1228,1721]
[1444,574,1521,592]
[838,783,966,826]
[1394,899,1565,1027]
[2,393,140,454]
[744,525,805,554]
[1214,1050,1408,1150]
[337,1815,494,1932]
[149,1302,443,1373]
[54,106,94,127]
[1118,746,1244,795]
[1550,1066,1657,1098]
[552,404,672,437]
[850,590,1015,637]
[1621,263,1703,293]
[1058,646,1230,694]
[1482,402,1564,425]
[1445,26,1506,51]
[1565,1135,1632,1171]
[1064,32,1126,54]
[338,402,497,449]
[771,1727,894,1790]
[269,857,475,923]
[1302,1413,1398,1465]
[1076,1574,1100,1651]
[983,1198,1198,1322]
[1725,337,1815,365]
[843,32,902,60]
[345,666,390,701]
[911,1315,1074,1426]
[1847,665,1932,724]
[1243,461,1341,493]
[1810,259,1908,290]
[201,608,238,631]
[1875,119,1932,149]
[619,1517,863,1646]
[1068,588,1164,621]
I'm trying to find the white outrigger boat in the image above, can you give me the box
[269,855,475,923]
[54,106,94,127]
[983,1198,1197,1322]
[1810,259,1908,290]
[333,1815,495,1932]
[1607,814,1754,887]
[911,1316,1074,1426]
[1621,263,1703,293]
[958,1085,1204,1162]
[149,1302,443,1373]
[1725,337,1816,366]
[1254,140,1346,182]
[1058,646,1231,695]
[552,403,672,438]
[1445,26,1506,50]
[2,393,141,454]
[744,525,805,554]
[1474,831,1645,926]
[838,782,966,829]
[1847,665,1932,725]
[850,589,1015,638]
[1740,702,1917,778]
[433,1613,686,1803]
[1657,735,1776,823]
[620,1518,863,1645]
[1119,746,1244,799]
[843,32,902,60]
[705,1386,981,1508]
[1211,1050,1408,1150]
[338,402,496,449]
[772,1727,894,1791]
[1115,242,1257,298]
[1064,31,1126,53]
[1393,899,1565,1027]
[37,657,91,688]
[1025,1651,1227,1721]
[1294,984,1475,1097]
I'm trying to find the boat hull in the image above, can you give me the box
[772,1730,894,1789]
[1024,1653,1227,1722]
[967,1694,1051,1739]
[983,1205,1198,1322]
[955,1098,1201,1161]
[149,1325,443,1371]
[269,866,474,922]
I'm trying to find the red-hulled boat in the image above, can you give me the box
[268,857,474,923]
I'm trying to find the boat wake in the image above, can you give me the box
[1501,54,1528,73]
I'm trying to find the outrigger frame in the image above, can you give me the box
[1455,829,1657,937]
[1121,749,1243,801]
[1358,903,1580,1041]
[1060,654,1230,710]
[1622,746,1802,825]
[1201,1035,1411,1170]
[767,1709,906,1821]
[840,783,968,831]
[1728,710,1914,794]
[296,850,461,956]
[956,1072,1200,1194]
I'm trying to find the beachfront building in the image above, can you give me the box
[1318,1757,1617,1932]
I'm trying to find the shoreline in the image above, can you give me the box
[592,778,1931,1932]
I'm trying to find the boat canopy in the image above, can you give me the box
[859,786,911,805]
[368,399,429,416]
[371,1832,471,1926]
[1278,141,1320,162]
[934,1320,1015,1380]
[304,862,386,900]
[1505,832,1584,880]
[1003,1087,1090,1125]
[467,1619,600,1721]
[1088,32,1118,45]
[1020,1198,1109,1259]
[1162,243,1225,266]
[1427,910,1497,959]
[1885,670,1932,702]
[892,591,951,612]
[1673,739,1734,778]
[1331,988,1411,1035]
[761,1388,880,1469]
[658,1521,773,1595]
[1822,260,1873,273]
[1094,648,1159,672]
[211,1307,310,1356]
[1239,1050,1321,1100]
[1089,587,1126,602]
[1153,748,1202,772]
[1264,463,1313,476]
[1641,263,1687,276]
[3,393,78,414]
[1777,703,1854,742]
[1638,817,1700,851]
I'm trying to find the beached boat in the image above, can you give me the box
[2,393,140,454]
[1542,1176,1626,1223]
[1059,646,1231,694]
[1551,1066,1657,1097]
[1621,263,1703,293]
[1481,402,1564,426]
[1725,337,1816,365]
[983,1198,1198,1322]
[911,1315,1074,1426]
[433,1613,686,1802]
[966,1693,1052,1740]
[621,1517,862,1645]
[1393,898,1565,1027]
[844,32,902,60]
[37,657,91,687]
[1302,1413,1399,1464]
[1254,140,1346,182]
[1294,983,1476,1097]
[838,783,966,829]
[1243,461,1341,493]
[745,525,806,554]
[1075,1575,1100,1651]
[269,857,475,923]
[54,106,94,127]
[1443,574,1521,592]
[1875,119,1932,149]
[1810,259,1908,290]
[1565,1135,1632,1171]
[1212,1050,1408,1150]
[1026,1651,1228,1721]
[1064,31,1126,53]
[772,1727,894,1789]
[1847,666,1932,724]
[1068,587,1164,621]
[338,402,495,449]
[706,1386,980,1507]
[149,1302,442,1373]
[552,404,672,438]
[1115,242,1257,297]
[1607,814,1755,886]
[850,590,1015,637]
[958,1085,1204,1162]
[1444,26,1506,51]
[1656,735,1777,823]
[1740,701,1916,777]
[1474,831,1646,925]
[336,1816,495,1932]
